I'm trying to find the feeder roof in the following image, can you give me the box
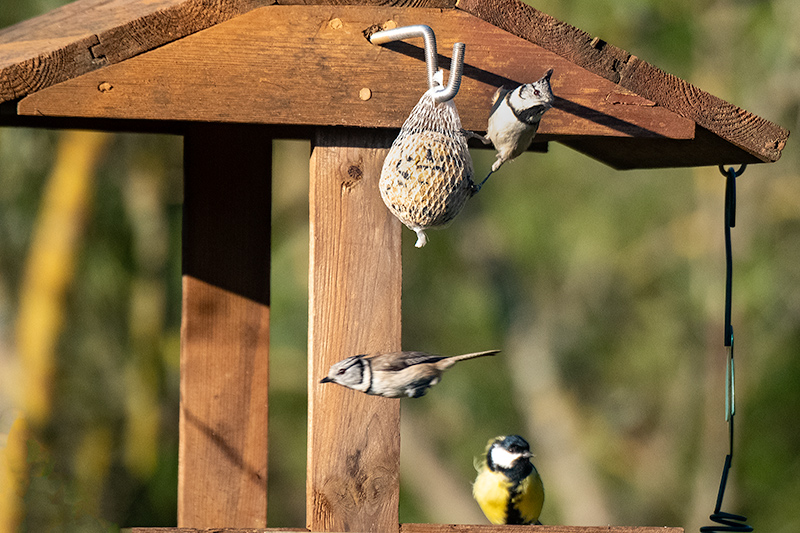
[0,0,789,169]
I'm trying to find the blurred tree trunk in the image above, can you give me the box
[16,129,109,425]
[507,305,613,526]
[400,413,487,524]
[122,154,171,481]
[11,130,110,528]
[0,416,29,532]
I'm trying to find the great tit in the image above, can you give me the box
[319,349,500,398]
[473,434,544,525]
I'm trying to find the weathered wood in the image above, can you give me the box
[0,0,269,103]
[124,526,684,532]
[123,529,307,533]
[278,0,455,6]
[307,128,401,533]
[402,526,684,533]
[561,126,765,170]
[14,6,693,143]
[619,57,787,160]
[0,0,789,167]
[180,124,272,527]
[0,0,456,104]
[124,529,307,533]
[455,0,789,163]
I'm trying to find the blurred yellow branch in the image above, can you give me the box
[73,425,114,517]
[15,130,110,426]
[0,415,29,532]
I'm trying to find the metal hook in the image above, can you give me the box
[718,164,747,178]
[699,162,753,533]
[369,24,465,103]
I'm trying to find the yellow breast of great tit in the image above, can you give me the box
[472,463,544,525]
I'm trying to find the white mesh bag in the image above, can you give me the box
[380,71,475,247]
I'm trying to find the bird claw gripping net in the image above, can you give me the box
[380,72,475,248]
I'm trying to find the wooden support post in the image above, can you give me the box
[179,124,272,527]
[307,128,402,532]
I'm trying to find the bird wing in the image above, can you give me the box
[368,351,445,372]
[513,468,545,525]
[488,86,513,118]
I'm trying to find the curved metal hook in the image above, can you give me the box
[369,24,465,103]
[718,164,747,178]
[435,42,465,103]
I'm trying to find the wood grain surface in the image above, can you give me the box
[0,0,267,102]
[123,524,684,532]
[180,124,272,527]
[0,0,458,103]
[1,0,788,167]
[400,524,683,533]
[455,0,789,163]
[15,6,693,142]
[307,128,401,532]
[402,526,684,533]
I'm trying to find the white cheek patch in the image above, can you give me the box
[508,90,527,111]
[490,445,524,469]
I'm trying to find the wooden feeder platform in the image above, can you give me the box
[0,0,789,531]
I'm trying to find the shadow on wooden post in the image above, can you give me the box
[180,124,272,528]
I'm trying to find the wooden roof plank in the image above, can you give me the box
[0,0,459,104]
[455,0,789,163]
[0,0,787,167]
[12,6,694,143]
[561,127,765,170]
[0,0,269,102]
[619,57,788,162]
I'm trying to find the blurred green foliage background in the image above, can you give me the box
[0,0,798,532]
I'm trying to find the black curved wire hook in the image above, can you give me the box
[700,165,752,533]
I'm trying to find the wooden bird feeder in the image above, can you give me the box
[0,0,789,531]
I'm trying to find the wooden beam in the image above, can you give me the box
[280,0,456,5]
[402,526,684,533]
[15,6,693,142]
[123,530,307,533]
[2,0,787,167]
[455,0,789,163]
[0,0,459,104]
[124,516,685,531]
[561,126,765,170]
[307,128,401,532]
[180,124,272,527]
[0,0,268,103]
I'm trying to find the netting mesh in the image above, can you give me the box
[380,81,475,247]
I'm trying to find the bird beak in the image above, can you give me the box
[320,376,332,384]
[542,68,553,80]
[521,451,533,458]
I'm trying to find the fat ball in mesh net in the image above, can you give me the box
[380,70,476,248]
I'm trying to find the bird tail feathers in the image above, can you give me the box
[440,350,501,369]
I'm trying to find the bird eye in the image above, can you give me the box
[337,368,346,375]
[534,89,540,96]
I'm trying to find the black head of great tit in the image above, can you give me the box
[319,349,500,398]
[472,434,544,525]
